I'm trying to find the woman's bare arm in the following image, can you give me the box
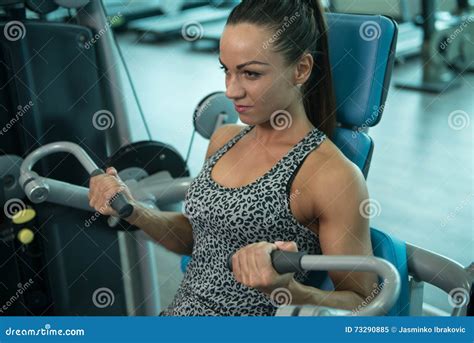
[288,158,378,310]
[120,124,245,255]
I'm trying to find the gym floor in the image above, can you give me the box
[115,31,473,314]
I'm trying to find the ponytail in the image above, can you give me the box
[303,0,336,139]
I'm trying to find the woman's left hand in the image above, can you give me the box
[231,240,298,295]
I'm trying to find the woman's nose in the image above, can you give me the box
[225,75,245,100]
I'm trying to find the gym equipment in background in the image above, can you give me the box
[123,0,238,43]
[0,0,174,315]
[185,91,239,164]
[102,0,230,32]
[329,0,424,61]
[188,0,425,59]
[438,0,474,73]
[396,0,473,92]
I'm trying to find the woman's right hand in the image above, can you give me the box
[88,166,135,217]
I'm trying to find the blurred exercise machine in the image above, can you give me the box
[0,0,185,315]
[396,0,474,92]
[115,0,238,42]
[329,0,424,60]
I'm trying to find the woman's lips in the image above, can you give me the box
[234,105,252,113]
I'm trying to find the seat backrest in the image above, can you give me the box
[303,13,403,314]
[326,13,398,178]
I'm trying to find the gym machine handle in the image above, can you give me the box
[227,249,401,316]
[227,250,307,274]
[90,168,134,219]
[20,142,135,219]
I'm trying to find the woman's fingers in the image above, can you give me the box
[254,243,278,287]
[232,252,242,283]
[239,249,251,285]
[88,167,131,216]
[246,246,260,287]
[106,166,118,177]
[233,242,277,288]
[274,241,298,252]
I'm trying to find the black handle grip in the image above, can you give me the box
[90,168,134,219]
[227,250,306,274]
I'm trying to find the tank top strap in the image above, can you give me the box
[207,125,253,165]
[273,127,327,187]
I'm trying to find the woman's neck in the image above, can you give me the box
[251,102,314,146]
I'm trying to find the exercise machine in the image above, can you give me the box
[329,0,424,61]
[124,1,238,43]
[0,0,181,315]
[0,0,471,317]
[188,0,426,58]
[396,0,474,92]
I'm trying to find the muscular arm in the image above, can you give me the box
[288,159,378,310]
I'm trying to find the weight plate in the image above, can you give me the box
[25,0,59,14]
[194,91,239,139]
[104,140,189,180]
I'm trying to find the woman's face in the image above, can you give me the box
[219,23,299,126]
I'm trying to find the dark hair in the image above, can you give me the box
[226,0,336,138]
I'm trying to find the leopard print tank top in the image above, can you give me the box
[160,125,327,316]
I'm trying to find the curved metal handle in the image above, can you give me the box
[227,250,401,316]
[19,141,134,219]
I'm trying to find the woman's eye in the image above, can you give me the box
[244,71,260,78]
[219,66,228,74]
[244,70,261,79]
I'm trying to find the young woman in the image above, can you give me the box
[89,0,377,316]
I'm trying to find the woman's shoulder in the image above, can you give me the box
[205,124,247,159]
[295,137,367,201]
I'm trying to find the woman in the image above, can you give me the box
[89,0,377,316]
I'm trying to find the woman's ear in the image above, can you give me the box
[294,52,314,86]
